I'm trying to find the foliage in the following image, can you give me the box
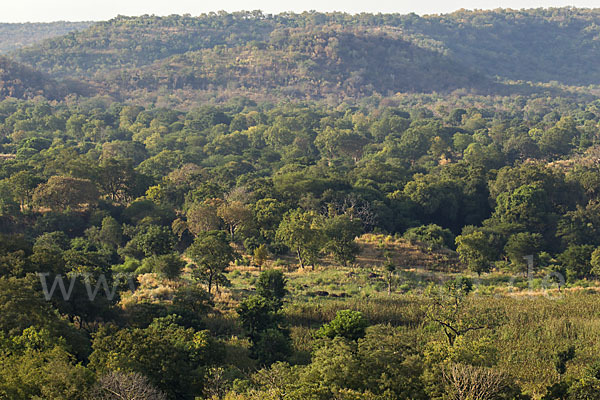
[186,230,236,293]
[256,269,288,306]
[276,209,325,269]
[142,253,186,279]
[89,316,222,399]
[404,224,455,250]
[317,310,369,341]
[3,11,600,398]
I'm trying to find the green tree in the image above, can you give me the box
[89,316,221,399]
[315,127,369,162]
[404,224,455,250]
[186,231,236,293]
[492,183,551,232]
[253,244,269,270]
[8,170,42,209]
[590,247,600,277]
[252,328,293,366]
[538,116,577,158]
[121,225,176,258]
[0,179,20,217]
[237,295,279,342]
[0,327,94,400]
[32,176,99,212]
[455,230,496,275]
[322,214,363,267]
[504,232,543,273]
[97,158,143,203]
[275,209,325,269]
[253,198,287,242]
[144,253,186,279]
[237,294,290,364]
[256,269,287,307]
[558,244,595,282]
[171,285,214,320]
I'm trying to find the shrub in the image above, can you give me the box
[404,224,455,250]
[317,310,369,341]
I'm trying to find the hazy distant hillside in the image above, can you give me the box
[409,8,600,85]
[9,9,600,102]
[0,56,65,99]
[13,14,275,77]
[0,56,91,100]
[100,28,490,103]
[0,21,93,53]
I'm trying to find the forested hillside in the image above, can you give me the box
[5,8,600,400]
[0,56,90,100]
[0,21,92,53]
[9,8,600,104]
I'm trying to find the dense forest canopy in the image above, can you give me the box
[4,8,600,400]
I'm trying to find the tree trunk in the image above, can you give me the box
[296,248,304,269]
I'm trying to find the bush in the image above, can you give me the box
[112,257,142,274]
[256,269,287,306]
[404,224,455,250]
[142,253,186,279]
[252,328,292,365]
[317,310,369,341]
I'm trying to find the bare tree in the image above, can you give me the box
[89,371,167,400]
[325,194,376,231]
[443,363,509,400]
[203,367,228,400]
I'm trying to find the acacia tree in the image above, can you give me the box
[186,231,236,293]
[97,158,141,203]
[217,200,252,242]
[425,277,505,346]
[186,199,222,236]
[275,209,325,269]
[32,176,99,212]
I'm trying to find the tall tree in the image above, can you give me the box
[186,231,236,293]
[275,209,325,269]
[322,214,363,267]
[217,200,252,242]
[32,176,99,212]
